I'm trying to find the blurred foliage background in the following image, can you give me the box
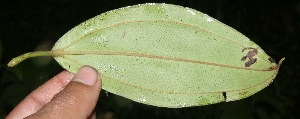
[0,0,299,119]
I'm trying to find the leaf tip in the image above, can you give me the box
[7,60,17,67]
[277,57,285,68]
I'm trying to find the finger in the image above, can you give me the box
[87,111,96,119]
[27,66,101,119]
[6,70,74,119]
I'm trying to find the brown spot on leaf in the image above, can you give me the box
[241,48,258,67]
[245,58,257,67]
[268,57,276,63]
[241,56,247,61]
[222,92,227,101]
[245,62,251,67]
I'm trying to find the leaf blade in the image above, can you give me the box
[9,3,283,108]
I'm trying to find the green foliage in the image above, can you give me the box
[9,4,283,108]
[1,0,298,118]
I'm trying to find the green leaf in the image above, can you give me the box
[8,3,284,108]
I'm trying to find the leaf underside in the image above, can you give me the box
[50,3,283,108]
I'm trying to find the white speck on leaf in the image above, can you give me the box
[186,9,196,15]
[138,95,146,102]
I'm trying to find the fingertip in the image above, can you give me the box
[73,66,99,86]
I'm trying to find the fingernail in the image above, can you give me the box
[73,66,98,86]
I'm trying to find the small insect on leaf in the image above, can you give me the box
[8,3,284,108]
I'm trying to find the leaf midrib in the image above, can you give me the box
[53,50,278,71]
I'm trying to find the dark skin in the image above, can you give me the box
[6,66,101,119]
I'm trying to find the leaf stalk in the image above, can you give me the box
[7,51,53,67]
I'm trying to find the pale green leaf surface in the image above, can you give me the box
[8,3,284,108]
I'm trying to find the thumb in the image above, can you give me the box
[27,66,101,119]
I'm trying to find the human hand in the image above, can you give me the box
[6,66,101,119]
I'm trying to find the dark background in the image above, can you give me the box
[0,0,299,119]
